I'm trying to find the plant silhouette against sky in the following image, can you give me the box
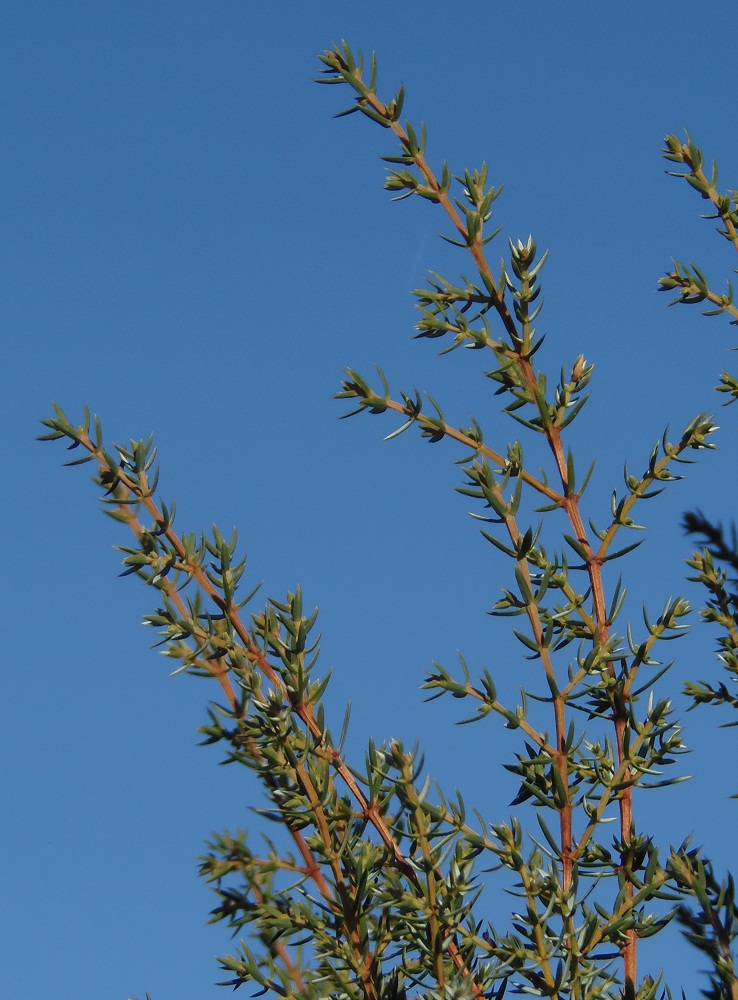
[42,42,738,1000]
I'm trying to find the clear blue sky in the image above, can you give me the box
[3,3,738,998]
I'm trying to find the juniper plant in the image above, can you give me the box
[658,132,738,733]
[41,43,738,1000]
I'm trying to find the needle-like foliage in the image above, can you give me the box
[41,42,738,1000]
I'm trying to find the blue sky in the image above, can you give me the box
[4,3,738,998]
